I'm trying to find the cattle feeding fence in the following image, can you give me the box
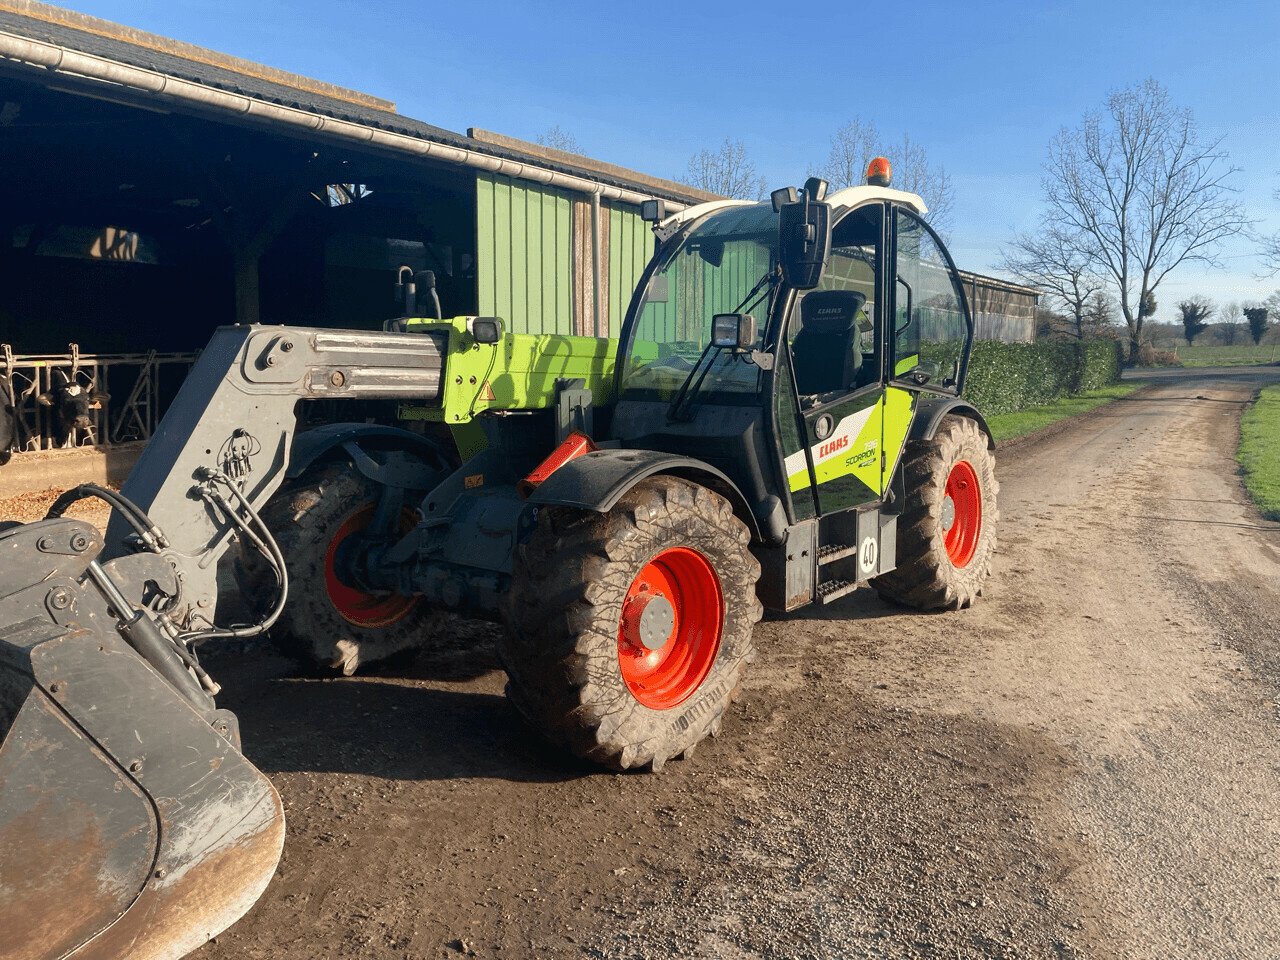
[1,344,197,455]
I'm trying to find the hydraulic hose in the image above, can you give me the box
[44,483,167,549]
[180,468,289,643]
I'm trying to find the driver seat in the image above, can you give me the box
[791,290,866,396]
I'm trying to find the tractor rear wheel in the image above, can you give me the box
[873,415,998,610]
[500,476,761,771]
[237,462,448,675]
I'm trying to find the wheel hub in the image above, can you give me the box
[622,592,676,652]
[940,496,956,532]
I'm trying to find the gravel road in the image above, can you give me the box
[36,367,1280,959]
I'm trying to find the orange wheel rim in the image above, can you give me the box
[942,460,982,568]
[323,505,419,628]
[617,547,723,710]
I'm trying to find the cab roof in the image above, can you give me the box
[657,186,927,238]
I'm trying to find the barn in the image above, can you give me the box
[0,1,1035,487]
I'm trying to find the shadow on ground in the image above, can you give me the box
[202,622,595,785]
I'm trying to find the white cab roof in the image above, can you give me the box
[656,185,926,238]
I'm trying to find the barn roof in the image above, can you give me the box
[0,1,716,206]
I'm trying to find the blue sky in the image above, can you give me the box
[60,0,1280,318]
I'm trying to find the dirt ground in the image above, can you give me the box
[6,367,1278,959]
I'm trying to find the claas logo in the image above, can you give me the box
[818,435,849,459]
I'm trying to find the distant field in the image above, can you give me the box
[986,383,1146,443]
[1169,344,1280,367]
[1239,386,1280,521]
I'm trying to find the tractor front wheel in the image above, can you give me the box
[237,462,448,675]
[500,476,761,771]
[873,415,998,610]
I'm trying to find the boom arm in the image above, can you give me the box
[109,324,448,627]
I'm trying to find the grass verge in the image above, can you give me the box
[986,383,1146,444]
[1173,344,1280,368]
[1238,386,1280,521]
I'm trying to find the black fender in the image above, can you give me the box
[287,423,453,490]
[910,396,994,449]
[526,449,774,543]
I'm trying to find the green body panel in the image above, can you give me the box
[400,317,621,424]
[476,173,575,335]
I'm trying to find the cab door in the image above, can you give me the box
[777,202,890,516]
[884,208,973,489]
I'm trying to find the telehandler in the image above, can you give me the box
[0,161,996,960]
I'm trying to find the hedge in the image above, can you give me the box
[961,338,1124,417]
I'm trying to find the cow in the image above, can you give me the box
[0,373,15,466]
[37,369,109,448]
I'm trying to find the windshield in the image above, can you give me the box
[620,204,778,402]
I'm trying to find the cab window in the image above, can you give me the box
[789,204,883,404]
[893,209,969,392]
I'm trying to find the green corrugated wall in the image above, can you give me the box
[477,173,658,338]
[607,204,655,336]
[476,172,576,335]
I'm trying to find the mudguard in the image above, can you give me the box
[909,396,994,449]
[526,448,768,541]
[287,422,453,484]
[0,519,284,960]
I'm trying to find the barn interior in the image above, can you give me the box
[0,72,479,356]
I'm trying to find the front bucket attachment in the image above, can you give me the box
[0,519,285,960]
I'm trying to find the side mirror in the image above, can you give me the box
[778,196,831,290]
[470,317,504,344]
[711,313,756,351]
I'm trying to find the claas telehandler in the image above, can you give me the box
[0,162,997,960]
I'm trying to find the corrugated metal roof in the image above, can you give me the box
[958,270,1041,300]
[0,1,710,205]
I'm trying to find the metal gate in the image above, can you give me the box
[1,344,196,453]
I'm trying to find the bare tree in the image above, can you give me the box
[886,133,955,234]
[1002,226,1104,339]
[535,125,582,154]
[1085,290,1119,331]
[1265,291,1280,331]
[1042,79,1249,364]
[681,138,766,200]
[818,119,881,191]
[1261,184,1280,275]
[1177,297,1214,344]
[815,120,955,233]
[1218,300,1242,344]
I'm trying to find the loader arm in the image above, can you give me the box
[0,324,448,960]
[110,324,448,628]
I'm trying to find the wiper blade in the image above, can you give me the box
[666,343,721,422]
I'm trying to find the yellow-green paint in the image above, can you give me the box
[784,387,918,498]
[399,317,619,423]
[880,386,915,490]
[788,466,813,493]
[476,173,575,335]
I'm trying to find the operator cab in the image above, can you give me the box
[613,162,974,584]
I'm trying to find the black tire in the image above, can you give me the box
[873,415,998,610]
[236,462,448,675]
[500,476,762,771]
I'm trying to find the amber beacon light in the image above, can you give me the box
[865,156,892,187]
